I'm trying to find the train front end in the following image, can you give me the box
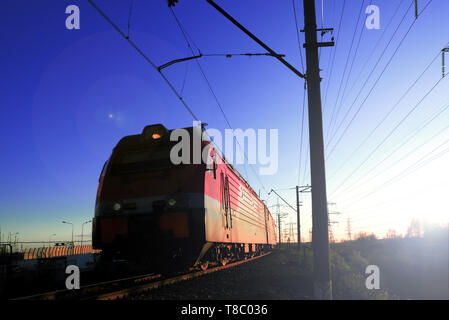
[92,124,206,270]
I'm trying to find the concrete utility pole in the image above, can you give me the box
[277,198,281,244]
[296,185,311,249]
[303,0,333,299]
[296,186,301,250]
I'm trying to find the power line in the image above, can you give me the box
[343,162,449,225]
[348,174,449,224]
[326,0,373,141]
[318,0,335,65]
[300,138,310,187]
[342,119,449,216]
[322,0,346,113]
[330,74,447,197]
[317,0,324,61]
[87,0,200,121]
[158,52,286,71]
[169,7,269,194]
[343,169,449,223]
[170,7,234,128]
[328,0,432,157]
[297,82,307,186]
[335,0,405,126]
[179,59,190,97]
[89,0,269,199]
[336,99,449,198]
[327,47,443,184]
[127,0,134,38]
[291,0,305,74]
[88,0,244,185]
[325,0,366,143]
[334,98,449,198]
[343,133,449,210]
[326,3,416,158]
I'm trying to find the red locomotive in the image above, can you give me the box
[92,124,276,271]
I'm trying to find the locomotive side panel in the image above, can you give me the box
[204,147,276,245]
[227,171,267,244]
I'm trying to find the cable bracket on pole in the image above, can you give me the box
[442,47,449,78]
[158,54,202,72]
[205,0,305,79]
[157,52,286,71]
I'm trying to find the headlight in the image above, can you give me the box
[113,203,122,211]
[168,198,176,207]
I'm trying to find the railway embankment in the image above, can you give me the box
[136,247,314,300]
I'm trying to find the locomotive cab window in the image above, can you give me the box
[110,147,177,175]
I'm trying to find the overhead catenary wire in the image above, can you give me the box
[157,52,286,71]
[170,6,254,184]
[169,7,269,194]
[179,59,190,97]
[87,0,199,121]
[87,0,266,198]
[169,7,235,127]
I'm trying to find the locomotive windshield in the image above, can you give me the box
[110,147,177,175]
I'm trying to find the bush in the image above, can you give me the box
[330,248,389,300]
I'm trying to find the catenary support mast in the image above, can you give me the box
[303,0,332,299]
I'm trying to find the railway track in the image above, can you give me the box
[13,251,271,300]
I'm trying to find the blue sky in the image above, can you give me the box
[1,0,448,243]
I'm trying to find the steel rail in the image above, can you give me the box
[12,251,272,300]
[95,251,272,300]
[12,272,161,300]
